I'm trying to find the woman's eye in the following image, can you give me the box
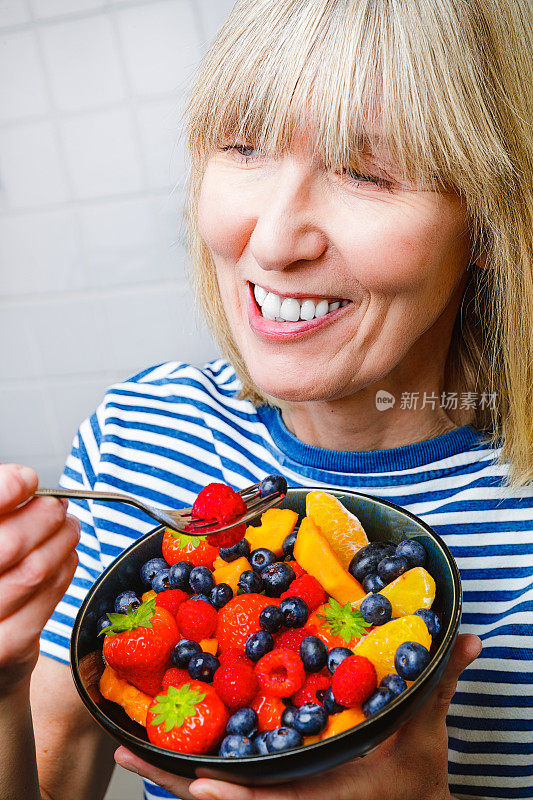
[220,143,259,160]
[340,168,392,191]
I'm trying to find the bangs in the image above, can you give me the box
[186,0,513,195]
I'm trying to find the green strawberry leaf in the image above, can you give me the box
[168,529,206,548]
[316,599,372,644]
[97,597,157,637]
[150,683,207,733]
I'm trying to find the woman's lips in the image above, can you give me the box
[247,283,352,341]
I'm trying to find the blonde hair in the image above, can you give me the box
[184,0,533,488]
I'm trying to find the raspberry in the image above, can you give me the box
[162,667,191,690]
[275,626,318,652]
[254,648,306,698]
[191,483,247,548]
[251,692,286,731]
[175,599,218,642]
[291,672,331,707]
[331,655,377,707]
[155,588,189,617]
[280,575,326,612]
[286,560,306,578]
[213,662,259,709]
[216,594,274,653]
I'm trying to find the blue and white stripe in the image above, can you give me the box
[39,360,533,800]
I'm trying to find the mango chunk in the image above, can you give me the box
[320,707,366,739]
[293,517,365,604]
[200,638,218,656]
[245,508,298,555]
[99,666,151,727]
[212,556,251,594]
[141,589,157,602]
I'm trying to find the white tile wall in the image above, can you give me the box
[0,4,235,791]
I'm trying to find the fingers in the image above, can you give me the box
[430,633,482,718]
[114,747,195,800]
[0,514,80,619]
[0,464,38,515]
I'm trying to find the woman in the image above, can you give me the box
[1,1,532,799]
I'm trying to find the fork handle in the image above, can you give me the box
[34,487,149,514]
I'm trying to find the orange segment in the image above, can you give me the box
[320,706,366,739]
[352,615,431,682]
[306,490,368,568]
[293,517,365,604]
[352,567,436,618]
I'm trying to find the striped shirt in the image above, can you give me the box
[39,360,533,800]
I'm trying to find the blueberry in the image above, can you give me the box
[151,569,171,593]
[282,531,298,559]
[219,538,251,562]
[396,539,426,567]
[96,613,113,635]
[300,636,328,672]
[113,590,141,613]
[266,726,302,753]
[394,641,431,680]
[188,653,220,682]
[189,565,215,595]
[280,705,298,727]
[348,542,396,583]
[238,569,263,594]
[140,557,169,587]
[380,673,407,697]
[362,687,395,717]
[226,708,258,737]
[259,475,288,498]
[322,687,346,715]
[190,593,213,604]
[218,734,256,758]
[362,572,386,593]
[254,731,270,755]
[168,561,193,591]
[259,605,284,633]
[261,562,295,597]
[279,597,309,628]
[171,638,202,668]
[292,703,328,735]
[414,608,441,638]
[377,555,410,584]
[211,583,233,609]
[360,594,392,626]
[327,646,353,674]
[246,630,274,662]
[250,548,277,573]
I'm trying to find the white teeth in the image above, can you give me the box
[300,299,316,321]
[261,291,282,320]
[279,297,301,322]
[315,299,329,317]
[253,284,349,322]
[254,284,267,305]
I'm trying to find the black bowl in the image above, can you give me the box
[71,487,461,785]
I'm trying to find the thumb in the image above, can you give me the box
[430,632,482,719]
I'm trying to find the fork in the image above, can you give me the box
[33,480,286,536]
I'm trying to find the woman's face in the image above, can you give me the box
[197,124,473,403]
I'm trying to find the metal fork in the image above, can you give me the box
[33,481,286,535]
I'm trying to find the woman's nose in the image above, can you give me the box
[249,162,327,272]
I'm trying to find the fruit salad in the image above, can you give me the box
[97,479,441,758]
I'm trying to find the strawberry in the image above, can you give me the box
[280,574,326,612]
[291,671,331,707]
[251,692,286,731]
[331,655,377,706]
[162,667,191,690]
[175,599,218,642]
[146,680,228,754]
[285,560,307,578]
[216,594,274,653]
[218,648,250,668]
[213,662,259,709]
[162,529,219,568]
[308,599,373,650]
[275,626,318,652]
[155,588,188,617]
[191,483,247,549]
[101,598,179,696]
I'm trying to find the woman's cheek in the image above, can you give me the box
[198,172,251,260]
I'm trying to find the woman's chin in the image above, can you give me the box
[247,369,338,404]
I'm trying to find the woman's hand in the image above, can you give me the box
[114,633,482,800]
[0,464,80,696]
